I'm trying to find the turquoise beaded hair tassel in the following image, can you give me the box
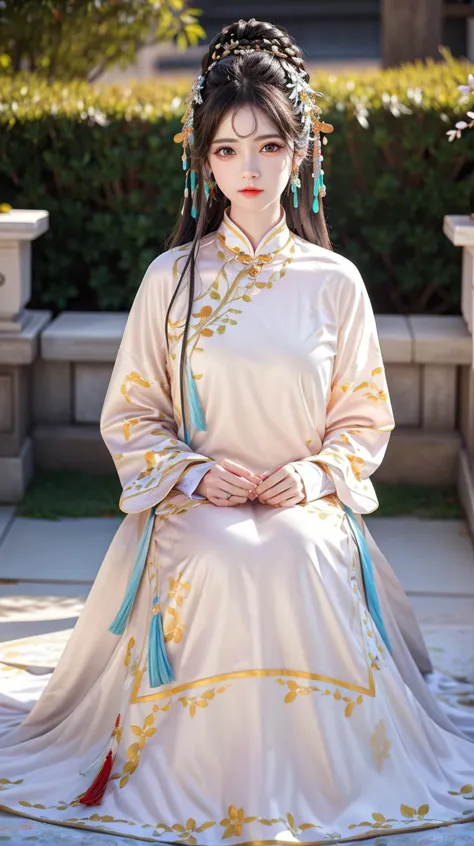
[190,167,198,219]
[290,166,301,209]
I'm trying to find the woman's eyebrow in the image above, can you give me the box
[211,133,282,143]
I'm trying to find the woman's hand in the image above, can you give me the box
[195,458,261,506]
[253,463,305,508]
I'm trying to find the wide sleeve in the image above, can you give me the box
[304,261,395,514]
[100,254,216,514]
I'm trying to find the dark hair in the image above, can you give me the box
[164,17,332,444]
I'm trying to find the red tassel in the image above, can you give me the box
[79,750,113,806]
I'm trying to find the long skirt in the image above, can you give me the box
[0,491,474,845]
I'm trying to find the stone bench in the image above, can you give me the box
[33,310,472,487]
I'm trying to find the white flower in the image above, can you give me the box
[407,87,423,105]
[355,104,369,129]
[467,111,474,120]
[458,74,474,95]
[455,120,468,130]
[446,128,461,141]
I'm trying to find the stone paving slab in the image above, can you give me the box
[409,594,474,625]
[0,517,122,583]
[0,616,79,644]
[366,517,474,596]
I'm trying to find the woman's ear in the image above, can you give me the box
[293,143,309,169]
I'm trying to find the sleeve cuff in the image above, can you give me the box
[292,460,336,504]
[175,462,215,499]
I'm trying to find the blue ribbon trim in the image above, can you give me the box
[343,504,392,655]
[109,508,156,636]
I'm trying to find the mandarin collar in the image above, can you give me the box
[217,206,292,260]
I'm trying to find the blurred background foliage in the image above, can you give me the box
[0,53,473,314]
[0,0,205,82]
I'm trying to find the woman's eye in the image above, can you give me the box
[214,143,283,157]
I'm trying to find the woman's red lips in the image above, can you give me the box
[239,188,263,194]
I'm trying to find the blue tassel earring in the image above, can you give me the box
[290,163,301,209]
[312,132,327,215]
[148,597,175,687]
[190,168,198,219]
[343,504,391,655]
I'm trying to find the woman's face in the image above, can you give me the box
[207,104,300,212]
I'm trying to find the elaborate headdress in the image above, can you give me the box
[173,33,334,218]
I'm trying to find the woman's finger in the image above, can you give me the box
[221,459,261,486]
[266,492,304,507]
[217,467,258,492]
[255,468,288,495]
[212,493,247,507]
[258,479,295,502]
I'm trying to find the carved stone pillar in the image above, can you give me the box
[0,210,51,502]
[443,215,474,536]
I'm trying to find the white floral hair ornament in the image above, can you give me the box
[173,35,334,217]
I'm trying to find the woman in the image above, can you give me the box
[1,17,474,846]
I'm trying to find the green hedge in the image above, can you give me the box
[1,57,473,314]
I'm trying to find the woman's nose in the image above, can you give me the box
[241,166,260,180]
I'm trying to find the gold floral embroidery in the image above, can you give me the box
[120,371,152,403]
[154,817,216,844]
[124,637,136,668]
[370,720,391,771]
[140,685,230,720]
[349,803,430,831]
[164,573,192,644]
[59,812,137,825]
[132,665,376,706]
[448,783,474,805]
[339,367,388,406]
[118,707,158,789]
[156,490,209,523]
[167,243,296,382]
[177,685,229,718]
[258,811,322,835]
[348,454,365,481]
[122,417,139,441]
[168,573,191,606]
[276,678,363,718]
[163,607,184,644]
[0,778,23,791]
[217,231,279,278]
[220,804,257,839]
[6,791,474,838]
[304,493,343,519]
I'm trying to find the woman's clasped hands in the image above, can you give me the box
[195,458,305,508]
